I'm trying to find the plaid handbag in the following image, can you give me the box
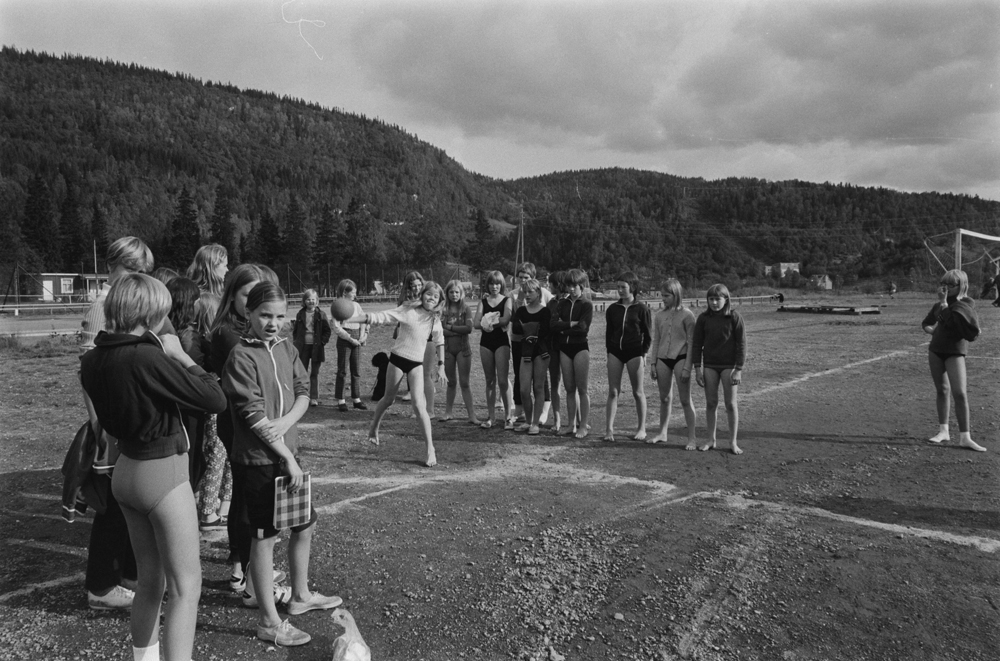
[273,473,311,529]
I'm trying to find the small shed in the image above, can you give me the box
[809,274,833,290]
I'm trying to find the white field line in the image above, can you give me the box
[0,572,86,604]
[713,493,1000,553]
[8,510,83,523]
[19,492,60,501]
[747,347,916,399]
[6,539,86,557]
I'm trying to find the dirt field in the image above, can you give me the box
[1,293,998,660]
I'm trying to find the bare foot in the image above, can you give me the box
[440,415,454,422]
[634,430,647,442]
[603,432,616,442]
[928,430,949,444]
[730,442,744,455]
[468,417,481,425]
[684,441,697,451]
[425,454,437,467]
[575,428,589,439]
[960,438,987,452]
[697,440,716,452]
[646,434,665,444]
[368,433,380,446]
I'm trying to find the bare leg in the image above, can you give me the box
[423,341,436,419]
[519,359,534,428]
[457,350,479,423]
[649,359,673,444]
[288,525,314,602]
[549,351,562,432]
[443,351,458,419]
[944,356,984,450]
[627,356,647,440]
[496,346,513,422]
[928,352,951,442]
[369,364,405,445]
[250,537,280,627]
[676,367,697,449]
[574,350,591,438]
[480,346,497,426]
[721,369,742,454]
[605,354,625,441]
[700,368,721,451]
[530,357,549,427]
[407,366,437,466]
[120,482,202,661]
[561,352,579,435]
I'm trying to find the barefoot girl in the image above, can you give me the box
[551,269,594,438]
[474,270,514,429]
[546,271,568,433]
[82,274,227,661]
[512,278,552,435]
[648,278,697,448]
[604,271,652,442]
[351,281,447,466]
[922,269,985,451]
[441,279,479,424]
[692,284,746,454]
[223,282,342,648]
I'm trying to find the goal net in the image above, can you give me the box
[923,229,1000,300]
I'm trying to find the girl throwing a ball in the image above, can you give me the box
[342,282,446,467]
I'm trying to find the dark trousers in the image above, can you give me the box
[85,485,136,593]
[336,336,361,400]
[217,410,251,572]
[300,347,322,401]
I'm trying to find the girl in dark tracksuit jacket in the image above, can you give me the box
[692,283,746,455]
[81,274,226,661]
[922,269,984,451]
[604,271,653,442]
[550,269,594,439]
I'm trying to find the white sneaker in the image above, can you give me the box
[88,585,135,610]
[242,585,292,608]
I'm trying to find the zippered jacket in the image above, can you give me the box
[550,298,594,345]
[222,336,310,466]
[81,331,226,461]
[605,300,652,354]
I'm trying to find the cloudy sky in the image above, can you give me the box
[2,0,998,200]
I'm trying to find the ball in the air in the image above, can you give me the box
[330,298,355,322]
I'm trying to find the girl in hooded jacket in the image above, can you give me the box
[922,269,985,451]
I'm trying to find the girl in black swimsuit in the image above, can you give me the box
[475,270,513,429]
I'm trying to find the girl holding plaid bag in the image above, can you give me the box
[222,282,342,648]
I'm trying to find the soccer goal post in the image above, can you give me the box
[955,228,1000,269]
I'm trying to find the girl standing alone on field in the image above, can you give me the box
[475,270,514,429]
[291,289,332,407]
[648,278,698,448]
[922,269,985,451]
[604,271,652,442]
[441,279,480,424]
[551,268,594,438]
[692,284,746,455]
[348,281,447,466]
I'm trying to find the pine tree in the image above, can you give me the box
[314,203,345,273]
[239,217,261,265]
[168,187,201,268]
[209,187,237,257]
[22,173,60,270]
[345,198,386,266]
[283,196,313,279]
[59,183,85,271]
[257,209,282,267]
[91,201,109,264]
[465,207,494,272]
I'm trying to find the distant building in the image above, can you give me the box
[771,262,801,278]
[22,272,108,303]
[809,274,833,290]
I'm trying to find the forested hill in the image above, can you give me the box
[2,46,999,292]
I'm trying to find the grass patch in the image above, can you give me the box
[825,319,882,326]
[0,334,80,358]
